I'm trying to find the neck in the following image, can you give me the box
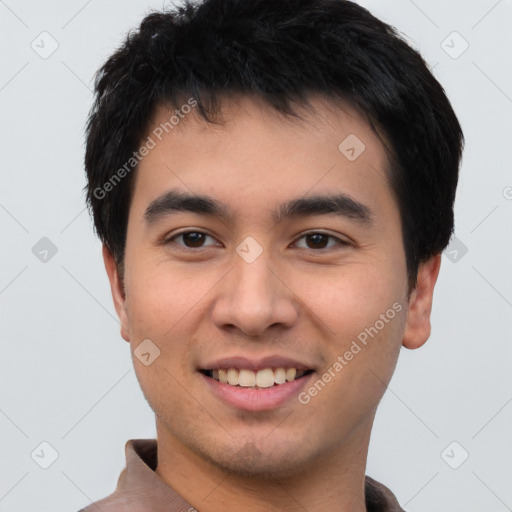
[155,420,373,512]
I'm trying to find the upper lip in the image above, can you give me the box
[200,355,314,372]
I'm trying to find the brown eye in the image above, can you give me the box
[167,231,218,248]
[294,232,349,250]
[305,233,329,249]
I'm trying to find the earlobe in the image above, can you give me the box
[102,244,131,343]
[402,253,442,350]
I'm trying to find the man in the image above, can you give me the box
[80,0,463,510]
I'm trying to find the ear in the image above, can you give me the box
[402,253,442,350]
[102,244,131,343]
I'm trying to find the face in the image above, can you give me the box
[105,94,440,478]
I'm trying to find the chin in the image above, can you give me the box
[200,436,315,480]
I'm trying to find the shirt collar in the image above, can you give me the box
[101,438,404,512]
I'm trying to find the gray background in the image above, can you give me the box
[1,0,511,511]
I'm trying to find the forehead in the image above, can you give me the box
[130,94,396,228]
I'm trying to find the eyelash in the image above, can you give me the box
[164,230,350,252]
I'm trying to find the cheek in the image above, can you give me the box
[291,260,406,341]
[125,261,204,335]
[303,291,407,435]
[124,265,199,407]
[123,262,218,383]
[293,258,407,403]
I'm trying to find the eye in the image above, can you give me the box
[166,230,219,249]
[293,232,349,250]
[164,230,349,251]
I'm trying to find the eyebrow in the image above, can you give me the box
[143,189,374,228]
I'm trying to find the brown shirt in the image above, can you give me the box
[77,439,404,512]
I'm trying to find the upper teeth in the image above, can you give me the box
[211,368,307,388]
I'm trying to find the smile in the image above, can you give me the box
[201,367,314,388]
[200,367,315,411]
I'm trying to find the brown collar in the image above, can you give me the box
[79,438,404,512]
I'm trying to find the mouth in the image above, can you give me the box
[199,367,315,389]
[198,356,316,411]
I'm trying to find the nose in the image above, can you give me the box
[211,246,299,337]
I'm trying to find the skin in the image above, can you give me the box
[103,94,441,512]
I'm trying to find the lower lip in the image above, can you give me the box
[200,372,314,412]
